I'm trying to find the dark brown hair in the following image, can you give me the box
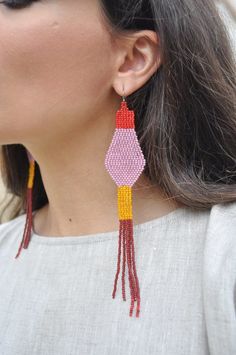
[1,0,236,222]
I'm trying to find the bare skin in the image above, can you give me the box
[0,0,182,237]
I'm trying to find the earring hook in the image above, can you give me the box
[122,83,126,101]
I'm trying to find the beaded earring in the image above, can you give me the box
[14,90,146,318]
[104,86,146,318]
[15,150,35,259]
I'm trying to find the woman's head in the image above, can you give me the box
[0,0,159,145]
[0,0,236,220]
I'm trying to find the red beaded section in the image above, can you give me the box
[116,101,135,129]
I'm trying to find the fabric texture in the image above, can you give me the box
[0,202,235,355]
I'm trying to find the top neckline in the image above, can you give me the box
[26,206,197,245]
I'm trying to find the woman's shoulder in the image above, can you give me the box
[0,213,25,241]
[203,201,236,348]
[0,212,25,227]
[203,200,236,308]
[207,200,236,237]
[0,213,27,257]
[202,200,236,257]
[210,200,236,218]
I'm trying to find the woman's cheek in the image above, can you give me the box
[0,7,114,143]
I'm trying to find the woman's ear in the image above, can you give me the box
[112,30,161,96]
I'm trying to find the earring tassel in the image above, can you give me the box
[112,186,141,317]
[105,99,146,317]
[15,156,35,259]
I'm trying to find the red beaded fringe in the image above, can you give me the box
[15,187,33,259]
[112,219,140,317]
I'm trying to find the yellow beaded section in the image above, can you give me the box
[27,160,35,189]
[118,186,133,220]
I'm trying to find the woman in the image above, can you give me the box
[0,0,235,354]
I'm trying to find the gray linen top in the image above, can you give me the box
[0,201,235,355]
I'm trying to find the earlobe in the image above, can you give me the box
[112,30,161,97]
